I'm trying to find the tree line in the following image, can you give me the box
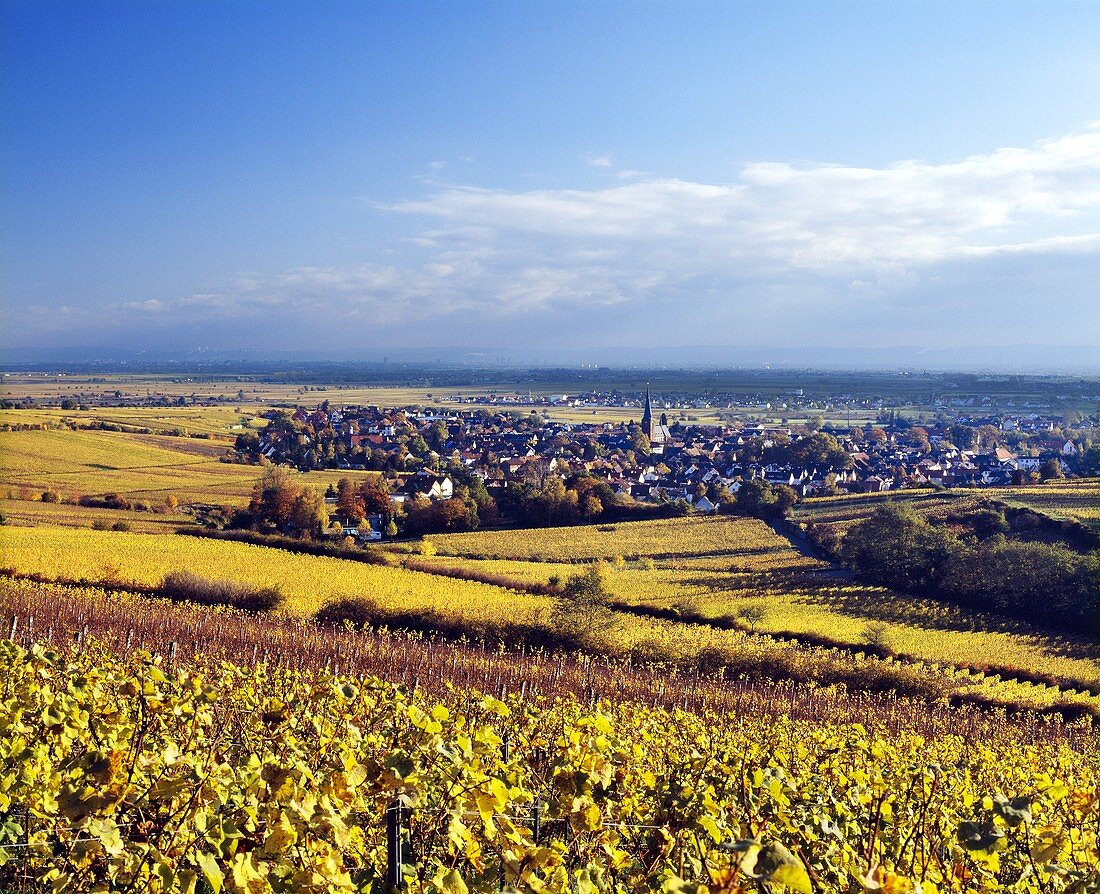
[838,504,1099,633]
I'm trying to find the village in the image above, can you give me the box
[235,389,1098,536]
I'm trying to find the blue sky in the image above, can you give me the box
[3,0,1099,360]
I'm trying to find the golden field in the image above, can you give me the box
[3,519,1097,711]
[0,427,380,508]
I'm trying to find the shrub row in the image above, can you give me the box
[159,570,284,612]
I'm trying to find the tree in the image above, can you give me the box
[736,604,766,632]
[977,424,1001,449]
[551,564,616,647]
[336,477,365,521]
[1039,458,1065,481]
[736,478,796,520]
[792,432,851,469]
[426,420,450,452]
[1079,446,1100,476]
[840,504,956,592]
[357,478,393,520]
[250,465,301,529]
[736,478,777,519]
[805,414,824,432]
[949,424,976,450]
[289,488,329,538]
[908,427,931,454]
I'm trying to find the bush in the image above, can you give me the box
[861,621,892,650]
[551,564,616,647]
[110,521,132,532]
[159,570,284,612]
[40,490,61,503]
[315,597,383,629]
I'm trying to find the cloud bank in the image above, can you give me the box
[8,126,1100,353]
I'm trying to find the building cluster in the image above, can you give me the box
[244,395,1093,515]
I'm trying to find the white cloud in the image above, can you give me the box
[13,127,1099,350]
[392,127,1100,277]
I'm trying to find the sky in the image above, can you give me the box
[2,0,1100,364]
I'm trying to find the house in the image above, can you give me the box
[399,474,454,502]
[692,496,718,514]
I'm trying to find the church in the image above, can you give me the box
[640,385,671,453]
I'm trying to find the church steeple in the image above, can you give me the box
[641,384,653,437]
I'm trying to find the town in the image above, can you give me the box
[235,388,1099,536]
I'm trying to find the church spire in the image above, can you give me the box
[641,384,653,437]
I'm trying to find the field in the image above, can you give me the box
[0,405,267,440]
[791,481,1100,538]
[427,515,819,564]
[0,497,196,533]
[987,478,1100,531]
[0,525,551,623]
[1,611,1097,894]
[419,516,1100,705]
[0,371,941,426]
[0,427,379,510]
[0,428,259,506]
[4,518,1098,713]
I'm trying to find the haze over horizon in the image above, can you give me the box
[3,1,1099,363]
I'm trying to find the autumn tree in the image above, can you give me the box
[250,465,301,530]
[336,477,365,521]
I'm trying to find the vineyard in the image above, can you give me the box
[0,427,380,511]
[0,407,267,441]
[426,517,816,564]
[790,491,973,539]
[0,497,196,534]
[3,521,1098,716]
[0,429,260,507]
[791,481,1100,540]
[412,517,1100,713]
[1,616,1097,893]
[986,479,1100,532]
[0,526,552,623]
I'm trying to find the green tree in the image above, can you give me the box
[948,424,976,450]
[840,504,957,592]
[1039,458,1065,481]
[629,425,651,455]
[551,564,616,647]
